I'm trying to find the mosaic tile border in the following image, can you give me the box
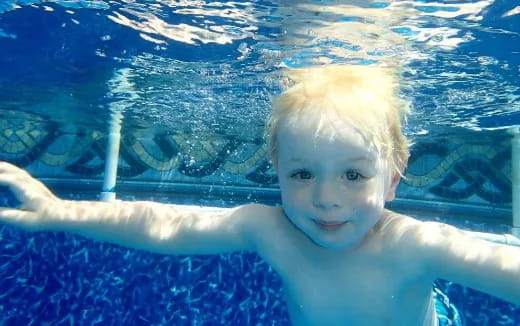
[0,109,513,211]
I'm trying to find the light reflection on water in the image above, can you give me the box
[0,0,518,139]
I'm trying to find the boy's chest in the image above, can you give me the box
[267,252,433,326]
[257,210,434,325]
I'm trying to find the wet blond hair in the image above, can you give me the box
[266,65,411,176]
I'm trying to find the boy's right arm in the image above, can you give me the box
[0,162,262,255]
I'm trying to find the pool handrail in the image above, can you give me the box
[100,68,137,202]
[100,109,122,202]
[466,231,520,247]
[509,126,520,238]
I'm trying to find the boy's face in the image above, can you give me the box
[276,109,397,249]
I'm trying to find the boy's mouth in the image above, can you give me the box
[313,219,349,231]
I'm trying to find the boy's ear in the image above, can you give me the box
[385,151,409,201]
[385,172,401,201]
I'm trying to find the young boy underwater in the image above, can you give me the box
[0,65,519,326]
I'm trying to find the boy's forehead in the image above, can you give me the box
[283,101,372,129]
[277,111,380,162]
[279,106,372,144]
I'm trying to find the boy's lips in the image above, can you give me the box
[312,219,349,231]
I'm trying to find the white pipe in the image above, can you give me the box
[100,68,138,202]
[509,126,520,238]
[100,110,123,202]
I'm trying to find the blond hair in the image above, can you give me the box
[266,65,411,176]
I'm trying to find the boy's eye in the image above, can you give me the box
[290,170,313,180]
[344,170,363,181]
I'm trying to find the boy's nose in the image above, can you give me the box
[312,181,342,210]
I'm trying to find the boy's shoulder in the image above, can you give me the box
[370,211,451,269]
[375,210,450,244]
[373,210,485,275]
[373,210,422,243]
[238,203,288,246]
[239,203,316,262]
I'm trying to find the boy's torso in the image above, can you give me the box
[254,206,437,326]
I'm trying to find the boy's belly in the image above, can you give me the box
[285,297,436,326]
[284,284,436,326]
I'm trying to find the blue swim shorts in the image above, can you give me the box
[433,287,463,326]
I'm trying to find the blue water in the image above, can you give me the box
[1,0,520,325]
[1,0,519,136]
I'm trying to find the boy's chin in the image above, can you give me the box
[310,235,360,250]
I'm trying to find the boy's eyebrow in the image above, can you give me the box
[288,156,372,163]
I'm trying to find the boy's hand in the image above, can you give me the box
[0,161,62,231]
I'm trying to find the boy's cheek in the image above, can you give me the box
[281,190,304,209]
[279,184,298,207]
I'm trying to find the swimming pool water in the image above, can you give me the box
[1,0,520,325]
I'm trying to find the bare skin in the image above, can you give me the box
[0,114,519,325]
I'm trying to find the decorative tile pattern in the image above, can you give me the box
[404,142,511,205]
[0,109,512,208]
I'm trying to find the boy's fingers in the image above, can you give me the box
[0,161,16,171]
[0,174,25,197]
[0,165,35,183]
[0,208,43,231]
[0,161,53,187]
[0,172,55,202]
[0,161,29,175]
[0,174,35,201]
[0,207,30,224]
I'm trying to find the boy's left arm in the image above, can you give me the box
[417,222,520,305]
